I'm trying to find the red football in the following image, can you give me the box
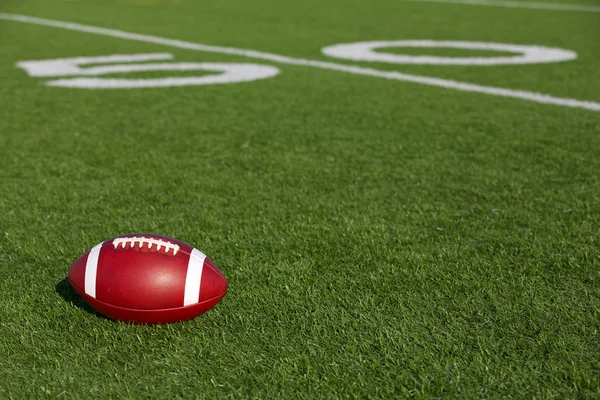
[68,234,228,324]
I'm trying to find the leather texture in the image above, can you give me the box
[68,234,227,324]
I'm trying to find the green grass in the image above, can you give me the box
[1,0,599,398]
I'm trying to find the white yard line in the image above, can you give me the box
[1,12,599,112]
[404,0,600,12]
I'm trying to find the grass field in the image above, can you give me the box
[1,0,599,398]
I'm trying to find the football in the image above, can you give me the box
[68,234,228,324]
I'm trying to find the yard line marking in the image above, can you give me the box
[1,13,599,112]
[404,0,600,12]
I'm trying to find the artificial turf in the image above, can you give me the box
[0,0,599,398]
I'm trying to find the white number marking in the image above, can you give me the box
[321,40,577,66]
[17,53,280,89]
[17,53,173,77]
[2,13,599,111]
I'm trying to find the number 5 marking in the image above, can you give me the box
[17,53,280,89]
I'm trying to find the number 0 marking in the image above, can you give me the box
[322,40,577,66]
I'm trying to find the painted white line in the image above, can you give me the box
[17,52,281,89]
[84,242,103,298]
[322,40,577,65]
[18,53,174,77]
[404,0,600,12]
[46,62,280,89]
[184,249,205,306]
[1,13,599,112]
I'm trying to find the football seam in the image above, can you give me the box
[75,287,228,312]
[103,238,227,279]
[102,237,221,271]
